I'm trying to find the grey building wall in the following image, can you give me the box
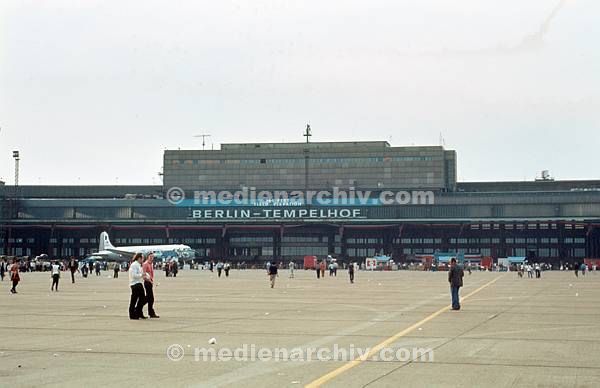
[163,142,457,192]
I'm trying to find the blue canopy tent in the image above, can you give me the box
[373,255,392,262]
[434,252,465,264]
[508,257,527,264]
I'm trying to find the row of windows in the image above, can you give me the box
[171,156,435,166]
[281,246,330,256]
[397,238,444,244]
[229,237,273,243]
[469,224,585,230]
[34,237,219,245]
[6,238,35,244]
[392,237,584,245]
[282,236,328,243]
[347,238,383,244]
[47,238,97,244]
[348,248,378,257]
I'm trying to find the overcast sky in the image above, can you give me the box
[1,0,598,185]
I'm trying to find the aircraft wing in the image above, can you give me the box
[106,248,136,258]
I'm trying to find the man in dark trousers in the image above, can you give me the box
[68,257,78,284]
[128,253,147,320]
[348,262,355,284]
[448,258,464,311]
[268,262,278,288]
[0,258,7,281]
[171,260,178,277]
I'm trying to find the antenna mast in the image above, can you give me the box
[194,134,211,150]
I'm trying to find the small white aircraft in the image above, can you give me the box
[87,232,195,261]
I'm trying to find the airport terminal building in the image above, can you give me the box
[1,140,600,264]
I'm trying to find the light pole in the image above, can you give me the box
[303,124,311,206]
[13,150,20,187]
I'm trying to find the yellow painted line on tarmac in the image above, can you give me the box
[305,275,505,388]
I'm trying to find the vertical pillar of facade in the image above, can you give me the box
[499,223,507,258]
[585,225,593,258]
[327,229,335,257]
[339,225,346,259]
[220,230,228,258]
[383,229,393,257]
[274,229,281,258]
[558,223,567,262]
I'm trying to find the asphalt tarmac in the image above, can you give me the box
[0,269,598,387]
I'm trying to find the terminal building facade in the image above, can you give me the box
[1,141,600,264]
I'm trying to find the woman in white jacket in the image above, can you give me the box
[128,253,147,320]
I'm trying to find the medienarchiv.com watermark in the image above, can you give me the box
[165,186,435,207]
[166,344,434,363]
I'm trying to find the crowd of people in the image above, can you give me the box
[2,252,597,320]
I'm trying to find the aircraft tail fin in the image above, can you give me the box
[99,232,115,251]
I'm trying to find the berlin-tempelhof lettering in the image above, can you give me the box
[191,208,364,220]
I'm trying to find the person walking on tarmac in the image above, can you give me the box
[142,253,159,319]
[268,262,278,288]
[68,257,78,284]
[51,261,61,291]
[448,258,464,311]
[128,253,147,320]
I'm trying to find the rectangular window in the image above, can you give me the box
[514,248,526,256]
